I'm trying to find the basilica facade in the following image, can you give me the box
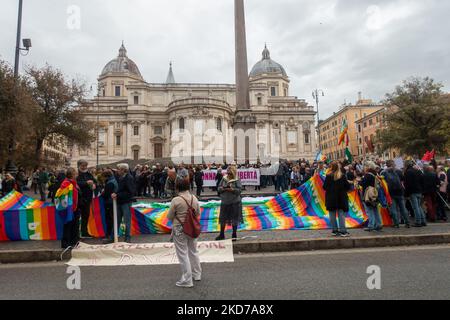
[69,44,316,166]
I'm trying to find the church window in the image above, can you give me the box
[134,96,139,105]
[133,150,139,161]
[216,118,223,132]
[270,87,276,97]
[154,126,163,135]
[116,135,121,146]
[115,86,121,97]
[257,97,262,106]
[304,133,310,144]
[133,126,139,136]
[287,131,297,144]
[179,118,185,131]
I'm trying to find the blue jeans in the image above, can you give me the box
[409,193,426,225]
[329,209,347,233]
[116,202,132,239]
[364,203,382,230]
[390,196,410,226]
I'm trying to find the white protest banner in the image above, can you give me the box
[67,240,234,267]
[237,168,260,186]
[202,169,261,187]
[201,170,220,188]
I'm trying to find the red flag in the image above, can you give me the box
[430,149,436,159]
[422,151,431,162]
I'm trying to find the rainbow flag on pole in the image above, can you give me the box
[88,197,107,238]
[54,180,77,224]
[338,119,349,146]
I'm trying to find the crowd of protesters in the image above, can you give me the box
[1,158,449,242]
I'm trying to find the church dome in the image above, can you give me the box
[100,43,143,79]
[250,45,287,78]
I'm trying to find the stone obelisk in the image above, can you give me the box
[233,0,256,163]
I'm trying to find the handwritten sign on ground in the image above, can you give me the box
[67,240,234,267]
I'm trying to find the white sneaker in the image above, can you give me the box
[193,276,201,282]
[176,281,193,288]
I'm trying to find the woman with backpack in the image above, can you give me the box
[168,177,202,288]
[381,160,410,228]
[323,162,351,237]
[361,161,382,232]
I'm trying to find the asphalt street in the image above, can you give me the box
[0,245,449,300]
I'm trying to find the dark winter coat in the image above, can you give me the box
[102,176,118,205]
[1,179,16,197]
[77,171,97,204]
[323,174,351,212]
[422,171,439,194]
[116,173,136,205]
[194,171,203,187]
[404,167,424,196]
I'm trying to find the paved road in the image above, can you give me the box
[0,245,449,300]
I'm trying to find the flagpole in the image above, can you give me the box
[113,199,118,243]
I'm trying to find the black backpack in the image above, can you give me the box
[383,169,402,193]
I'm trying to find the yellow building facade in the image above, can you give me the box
[318,99,384,161]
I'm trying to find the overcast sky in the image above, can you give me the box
[1,0,449,119]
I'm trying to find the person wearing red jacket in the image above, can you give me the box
[59,168,80,249]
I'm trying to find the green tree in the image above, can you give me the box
[26,65,94,164]
[0,61,36,170]
[378,77,450,157]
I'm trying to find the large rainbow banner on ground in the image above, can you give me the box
[131,174,392,235]
[0,191,64,241]
[0,173,393,241]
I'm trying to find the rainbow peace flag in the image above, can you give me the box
[130,173,382,236]
[0,191,63,241]
[338,119,349,146]
[54,182,76,224]
[88,197,107,238]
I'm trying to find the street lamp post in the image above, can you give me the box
[6,0,32,174]
[312,89,325,153]
[14,0,24,79]
[95,84,104,169]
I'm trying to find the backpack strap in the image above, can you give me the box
[178,195,194,209]
[174,195,195,225]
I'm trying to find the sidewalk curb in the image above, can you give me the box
[1,233,449,264]
[233,233,450,254]
[0,249,63,264]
